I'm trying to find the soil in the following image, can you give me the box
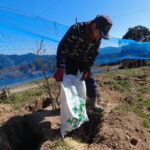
[0,70,150,150]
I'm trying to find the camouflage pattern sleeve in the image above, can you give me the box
[84,42,101,71]
[56,24,78,68]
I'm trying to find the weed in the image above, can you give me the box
[143,120,150,128]
[51,139,73,150]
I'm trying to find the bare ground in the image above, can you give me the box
[0,67,150,150]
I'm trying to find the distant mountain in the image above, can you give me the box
[99,46,121,55]
[95,47,121,65]
[0,53,56,70]
[119,43,150,58]
[0,45,150,71]
[0,48,121,70]
[0,53,57,89]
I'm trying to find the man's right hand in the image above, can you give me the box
[53,67,64,82]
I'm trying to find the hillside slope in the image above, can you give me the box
[0,66,150,150]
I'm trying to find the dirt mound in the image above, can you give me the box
[22,98,51,112]
[94,111,150,150]
[0,97,53,124]
[0,104,17,123]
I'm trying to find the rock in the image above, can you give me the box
[130,137,138,146]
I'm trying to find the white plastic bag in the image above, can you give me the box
[60,73,89,138]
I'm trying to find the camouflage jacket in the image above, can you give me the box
[57,22,101,71]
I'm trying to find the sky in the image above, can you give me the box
[0,0,150,54]
[0,0,150,38]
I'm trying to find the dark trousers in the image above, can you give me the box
[65,57,98,98]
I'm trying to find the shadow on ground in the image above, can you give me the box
[0,108,61,150]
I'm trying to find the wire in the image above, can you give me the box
[0,4,36,17]
[113,8,150,19]
[0,4,68,27]
[1,3,149,26]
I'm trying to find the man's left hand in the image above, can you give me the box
[81,71,89,80]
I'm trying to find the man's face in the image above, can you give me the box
[91,23,101,39]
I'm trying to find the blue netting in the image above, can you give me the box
[95,38,150,65]
[0,7,150,89]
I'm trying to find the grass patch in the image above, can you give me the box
[117,80,131,92]
[0,78,59,111]
[109,66,150,128]
[139,113,150,120]
[114,105,130,111]
[11,104,20,110]
[143,120,150,128]
[114,105,141,113]
[137,86,149,93]
[143,99,150,111]
[0,87,44,105]
[106,66,150,77]
[136,92,145,101]
[107,68,139,77]
[28,79,42,84]
[114,104,150,128]
[71,136,82,143]
[104,79,131,92]
[51,139,73,150]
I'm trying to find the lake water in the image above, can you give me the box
[0,68,107,89]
